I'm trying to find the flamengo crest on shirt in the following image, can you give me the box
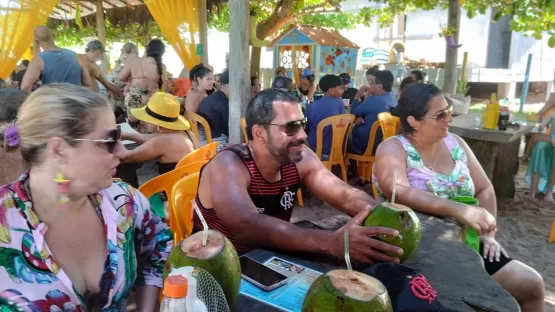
[280,191,295,210]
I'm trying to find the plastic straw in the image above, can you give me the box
[344,229,352,271]
[391,170,397,204]
[192,199,208,246]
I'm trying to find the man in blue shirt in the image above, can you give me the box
[348,70,397,183]
[305,75,345,160]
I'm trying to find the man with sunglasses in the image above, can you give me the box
[192,88,403,265]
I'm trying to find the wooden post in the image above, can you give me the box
[443,0,461,94]
[228,0,250,145]
[461,51,468,81]
[95,0,106,44]
[198,0,209,64]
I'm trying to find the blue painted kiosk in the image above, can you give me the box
[269,24,359,85]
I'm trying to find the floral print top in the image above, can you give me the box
[373,133,475,199]
[0,173,173,311]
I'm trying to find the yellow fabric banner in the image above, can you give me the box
[144,0,200,71]
[0,0,58,80]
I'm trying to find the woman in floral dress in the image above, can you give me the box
[372,83,545,312]
[118,39,167,133]
[0,84,172,311]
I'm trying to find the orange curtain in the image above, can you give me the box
[0,0,58,80]
[144,0,200,70]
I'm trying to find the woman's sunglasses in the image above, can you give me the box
[67,126,122,153]
[267,119,307,136]
[426,106,453,121]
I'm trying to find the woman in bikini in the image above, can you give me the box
[118,39,167,133]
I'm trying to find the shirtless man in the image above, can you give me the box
[193,89,403,264]
[78,40,122,96]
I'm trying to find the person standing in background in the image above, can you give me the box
[12,60,29,89]
[78,40,122,97]
[339,73,358,104]
[21,26,91,92]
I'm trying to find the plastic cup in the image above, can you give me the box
[451,196,480,253]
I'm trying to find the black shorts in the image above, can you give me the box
[480,243,513,275]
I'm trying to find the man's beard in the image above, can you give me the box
[267,134,306,164]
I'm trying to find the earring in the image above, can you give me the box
[54,173,70,209]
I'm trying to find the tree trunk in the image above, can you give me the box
[228,0,251,145]
[250,47,261,76]
[198,0,209,65]
[443,0,461,94]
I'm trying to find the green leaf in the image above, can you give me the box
[548,35,555,48]
[493,10,503,22]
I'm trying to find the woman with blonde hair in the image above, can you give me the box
[0,83,172,311]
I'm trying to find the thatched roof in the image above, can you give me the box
[44,0,228,28]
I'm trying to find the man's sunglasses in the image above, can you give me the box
[66,125,122,153]
[267,119,307,136]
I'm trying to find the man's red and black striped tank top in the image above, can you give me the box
[193,143,301,254]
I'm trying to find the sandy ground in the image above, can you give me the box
[137,159,555,311]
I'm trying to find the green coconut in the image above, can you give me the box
[363,202,422,263]
[164,230,241,310]
[302,269,393,312]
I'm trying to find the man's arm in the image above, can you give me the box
[20,57,42,93]
[91,63,122,95]
[76,55,92,88]
[298,149,377,217]
[121,136,163,164]
[207,152,340,256]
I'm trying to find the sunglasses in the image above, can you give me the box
[267,119,307,136]
[426,106,453,121]
[67,126,122,153]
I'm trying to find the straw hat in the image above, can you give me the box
[130,92,190,131]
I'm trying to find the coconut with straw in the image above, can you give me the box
[164,200,241,310]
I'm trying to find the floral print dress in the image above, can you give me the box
[372,133,475,199]
[0,173,173,311]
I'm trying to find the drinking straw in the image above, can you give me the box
[192,199,209,246]
[391,170,397,204]
[344,229,352,271]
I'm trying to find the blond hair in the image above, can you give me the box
[17,83,110,165]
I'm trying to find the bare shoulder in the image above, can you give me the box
[203,149,251,184]
[375,136,405,156]
[295,147,326,179]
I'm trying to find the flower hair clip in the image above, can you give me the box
[4,124,19,148]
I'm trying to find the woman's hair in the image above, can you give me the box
[304,74,315,84]
[276,67,287,76]
[0,89,27,147]
[399,76,417,93]
[410,70,426,82]
[15,83,110,165]
[189,63,212,86]
[146,39,166,89]
[397,83,442,134]
[122,42,138,55]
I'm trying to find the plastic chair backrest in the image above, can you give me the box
[359,120,382,157]
[315,114,355,161]
[240,117,248,143]
[186,111,213,144]
[377,112,400,140]
[176,142,219,168]
[171,172,200,243]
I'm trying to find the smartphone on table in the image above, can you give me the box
[240,256,291,291]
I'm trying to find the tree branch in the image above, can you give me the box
[298,0,340,15]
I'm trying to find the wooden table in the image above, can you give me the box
[115,122,142,188]
[449,113,532,198]
[239,216,519,312]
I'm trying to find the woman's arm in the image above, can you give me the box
[122,132,155,144]
[121,136,163,163]
[536,93,555,118]
[308,83,317,100]
[453,134,497,217]
[130,185,173,311]
[373,138,496,234]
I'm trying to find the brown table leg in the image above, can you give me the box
[464,138,520,198]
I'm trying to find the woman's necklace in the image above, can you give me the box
[247,143,281,181]
[407,136,440,171]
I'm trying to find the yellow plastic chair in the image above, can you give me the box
[377,112,400,140]
[240,116,304,207]
[176,142,219,168]
[241,117,249,143]
[186,111,213,145]
[344,120,381,183]
[315,114,356,182]
[550,219,555,243]
[138,161,207,237]
[171,172,200,244]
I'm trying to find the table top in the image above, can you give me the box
[449,113,532,143]
[239,215,520,312]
